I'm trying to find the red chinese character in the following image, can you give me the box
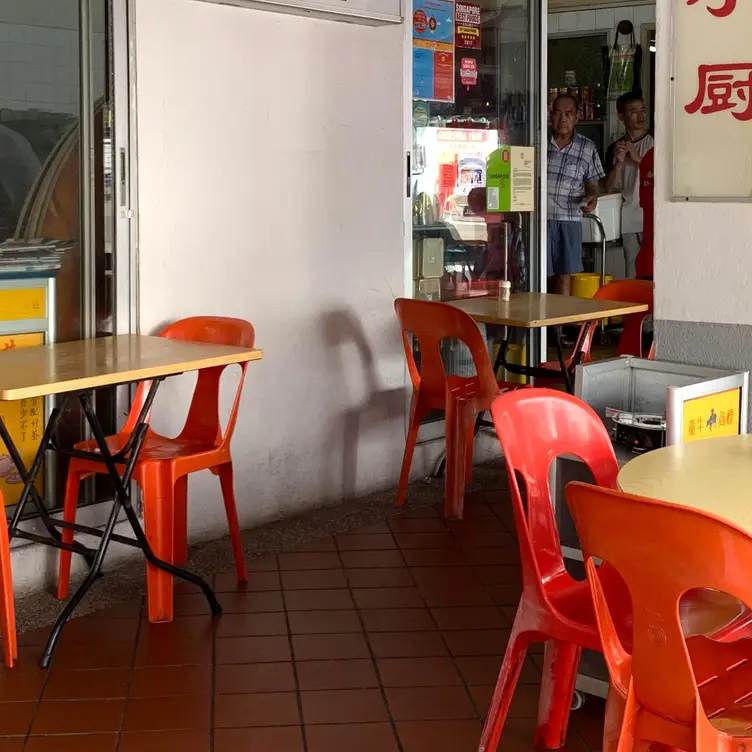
[687,0,736,17]
[688,421,696,436]
[685,64,752,121]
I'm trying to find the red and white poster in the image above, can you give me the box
[460,58,478,89]
[455,2,481,50]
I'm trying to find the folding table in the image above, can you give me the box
[449,292,650,393]
[0,334,262,667]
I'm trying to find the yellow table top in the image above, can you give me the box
[617,434,752,536]
[449,292,649,328]
[0,335,263,400]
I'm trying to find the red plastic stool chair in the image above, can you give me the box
[480,388,633,752]
[567,482,752,752]
[57,316,254,622]
[394,297,527,520]
[0,501,16,667]
[537,279,655,387]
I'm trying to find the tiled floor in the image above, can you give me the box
[0,490,606,751]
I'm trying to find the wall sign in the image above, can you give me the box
[412,0,455,103]
[455,2,481,50]
[672,0,752,199]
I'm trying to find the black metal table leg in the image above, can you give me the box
[553,326,574,394]
[40,384,222,667]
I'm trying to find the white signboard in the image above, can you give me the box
[672,0,752,199]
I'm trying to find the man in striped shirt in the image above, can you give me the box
[547,94,604,295]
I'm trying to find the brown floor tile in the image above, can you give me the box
[395,533,457,550]
[0,739,24,751]
[443,629,510,657]
[296,659,378,691]
[360,608,436,633]
[287,609,361,634]
[285,537,337,553]
[455,655,540,686]
[396,719,483,752]
[490,585,524,606]
[96,599,144,619]
[246,556,280,572]
[500,717,589,751]
[335,534,396,551]
[376,657,463,687]
[388,518,448,534]
[340,550,405,569]
[473,565,522,587]
[284,589,354,611]
[25,735,118,751]
[462,547,520,566]
[51,641,134,670]
[468,684,494,716]
[280,569,348,591]
[0,669,46,701]
[31,699,123,735]
[129,665,212,697]
[214,726,304,752]
[15,626,50,647]
[214,692,300,727]
[0,701,35,736]
[507,683,543,718]
[571,696,607,750]
[345,568,414,589]
[403,548,468,567]
[139,616,214,642]
[397,506,440,519]
[215,635,291,664]
[122,694,211,731]
[306,722,399,752]
[386,686,478,721]
[214,571,281,592]
[292,633,370,661]
[418,583,493,608]
[453,531,517,549]
[135,637,212,667]
[119,730,211,752]
[300,688,388,725]
[215,612,288,637]
[445,517,507,533]
[215,662,296,694]
[431,607,507,631]
[340,522,392,535]
[368,631,448,659]
[277,552,341,571]
[43,667,131,700]
[58,617,139,646]
[352,587,424,610]
[218,590,285,613]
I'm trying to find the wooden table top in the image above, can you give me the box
[618,434,752,536]
[0,335,263,400]
[449,292,649,328]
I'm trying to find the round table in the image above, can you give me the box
[618,433,752,635]
[617,434,752,534]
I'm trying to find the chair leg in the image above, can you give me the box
[444,396,474,520]
[396,393,423,509]
[534,639,582,749]
[0,512,16,667]
[172,475,188,567]
[604,685,626,752]
[142,468,176,623]
[478,628,530,752]
[56,466,86,601]
[217,462,247,583]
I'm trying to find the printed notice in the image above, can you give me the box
[413,0,455,103]
[511,147,535,212]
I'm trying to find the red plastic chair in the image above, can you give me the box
[394,297,527,520]
[0,500,16,667]
[480,388,632,752]
[567,482,752,752]
[57,316,254,622]
[537,280,654,386]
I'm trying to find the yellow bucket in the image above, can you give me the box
[492,343,527,384]
[570,273,617,324]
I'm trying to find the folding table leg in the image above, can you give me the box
[553,326,574,393]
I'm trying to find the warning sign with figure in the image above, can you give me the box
[681,387,741,443]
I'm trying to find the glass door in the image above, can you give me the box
[0,0,132,517]
[409,0,544,369]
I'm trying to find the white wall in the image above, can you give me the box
[653,0,752,327]
[134,0,414,540]
[0,0,106,115]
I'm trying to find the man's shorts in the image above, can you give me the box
[547,219,583,276]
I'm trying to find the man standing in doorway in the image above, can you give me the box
[547,94,604,295]
[603,92,654,278]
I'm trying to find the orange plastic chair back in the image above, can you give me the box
[124,316,255,447]
[578,279,654,359]
[566,482,752,747]
[394,297,498,404]
[491,388,619,612]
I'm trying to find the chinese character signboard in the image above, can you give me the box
[672,0,752,198]
[681,387,741,443]
[413,0,455,103]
